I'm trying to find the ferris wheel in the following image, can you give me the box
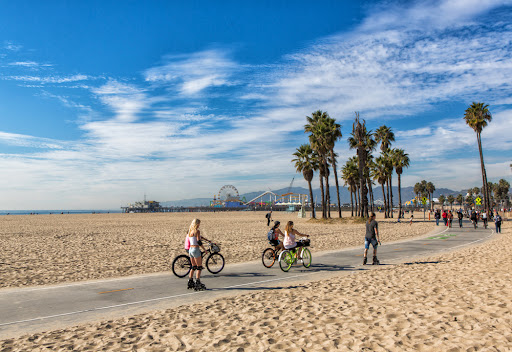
[218,185,240,202]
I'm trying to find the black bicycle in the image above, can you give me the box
[262,242,283,268]
[172,241,225,278]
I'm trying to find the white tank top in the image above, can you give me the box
[189,232,199,246]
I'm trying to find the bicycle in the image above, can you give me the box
[278,238,312,272]
[172,241,225,278]
[262,242,283,268]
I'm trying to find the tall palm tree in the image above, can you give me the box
[381,151,394,217]
[325,117,343,218]
[372,156,389,218]
[438,195,446,209]
[464,102,492,215]
[375,126,395,217]
[342,157,359,217]
[447,195,455,210]
[348,113,375,218]
[392,149,410,218]
[305,110,331,218]
[426,182,435,212]
[292,144,319,219]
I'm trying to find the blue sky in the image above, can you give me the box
[1,0,511,209]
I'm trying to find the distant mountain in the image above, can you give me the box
[161,186,470,207]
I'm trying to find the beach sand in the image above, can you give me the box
[1,222,509,351]
[0,211,433,288]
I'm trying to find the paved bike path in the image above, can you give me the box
[0,221,495,339]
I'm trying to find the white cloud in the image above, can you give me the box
[5,74,90,83]
[144,49,239,95]
[92,81,150,122]
[7,61,52,68]
[4,41,22,51]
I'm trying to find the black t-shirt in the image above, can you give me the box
[365,220,378,239]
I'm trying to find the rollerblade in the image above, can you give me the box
[372,256,380,265]
[363,257,367,265]
[194,279,206,291]
[187,278,195,290]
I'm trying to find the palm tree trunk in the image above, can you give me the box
[381,183,387,218]
[331,151,342,218]
[319,174,326,219]
[307,180,315,219]
[389,175,394,218]
[323,159,330,218]
[350,189,354,217]
[358,149,368,217]
[477,133,489,215]
[398,173,402,218]
[368,177,374,213]
[386,179,390,218]
[356,185,360,217]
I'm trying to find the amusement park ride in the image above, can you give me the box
[210,181,308,210]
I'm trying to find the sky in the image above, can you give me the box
[1,0,511,210]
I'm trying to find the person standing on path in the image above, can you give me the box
[265,210,273,226]
[448,210,453,228]
[363,212,381,265]
[186,218,210,291]
[495,212,502,233]
[435,209,441,226]
[457,210,464,228]
[442,210,448,226]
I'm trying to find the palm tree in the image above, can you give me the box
[305,110,331,218]
[375,126,395,217]
[456,194,464,209]
[325,117,343,218]
[381,151,394,217]
[426,182,435,212]
[464,102,492,216]
[393,149,410,218]
[372,156,389,218]
[438,195,446,209]
[414,182,424,208]
[348,113,374,218]
[342,157,359,217]
[292,144,319,219]
[447,195,455,210]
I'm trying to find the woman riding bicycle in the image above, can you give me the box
[283,221,310,261]
[268,221,284,252]
[186,218,210,291]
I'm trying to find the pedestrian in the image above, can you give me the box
[448,210,453,228]
[265,210,273,226]
[363,212,381,265]
[495,212,502,233]
[442,210,448,226]
[481,211,488,229]
[434,209,441,226]
[409,214,414,226]
[457,210,464,228]
[185,218,210,291]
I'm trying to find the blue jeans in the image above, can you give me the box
[436,218,439,226]
[496,223,501,233]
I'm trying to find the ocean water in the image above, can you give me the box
[0,210,122,215]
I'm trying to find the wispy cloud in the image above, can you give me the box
[7,61,52,68]
[4,74,90,84]
[144,48,240,95]
[3,41,22,51]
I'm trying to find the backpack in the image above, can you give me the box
[267,228,276,241]
[184,235,190,250]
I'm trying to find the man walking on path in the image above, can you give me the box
[265,210,272,226]
[363,212,381,265]
[495,212,502,233]
[442,210,448,226]
[435,209,441,226]
[457,210,464,228]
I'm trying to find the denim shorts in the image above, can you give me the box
[364,238,378,249]
[189,247,201,258]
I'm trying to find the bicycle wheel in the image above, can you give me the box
[172,255,191,278]
[301,248,312,268]
[206,253,225,274]
[262,248,276,268]
[279,250,293,272]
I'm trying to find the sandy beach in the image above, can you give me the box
[0,220,509,351]
[0,211,434,288]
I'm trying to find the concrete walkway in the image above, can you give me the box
[0,221,495,339]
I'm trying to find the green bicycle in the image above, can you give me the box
[278,239,312,272]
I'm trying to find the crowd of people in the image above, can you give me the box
[433,208,503,232]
